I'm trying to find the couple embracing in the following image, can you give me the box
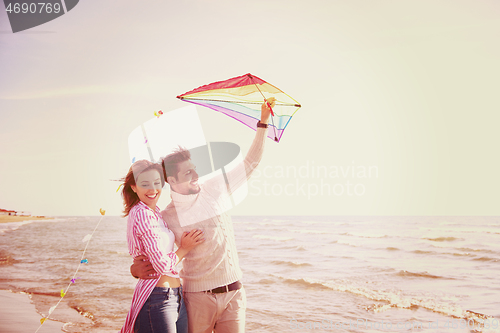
[119,98,275,333]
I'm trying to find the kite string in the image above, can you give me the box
[247,75,279,142]
[35,209,106,333]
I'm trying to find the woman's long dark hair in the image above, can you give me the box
[120,160,165,217]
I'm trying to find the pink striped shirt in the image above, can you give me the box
[120,201,179,333]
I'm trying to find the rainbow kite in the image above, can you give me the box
[177,73,301,142]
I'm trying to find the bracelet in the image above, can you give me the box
[257,121,268,129]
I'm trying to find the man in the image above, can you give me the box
[131,97,275,333]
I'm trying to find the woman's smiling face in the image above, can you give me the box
[131,169,163,210]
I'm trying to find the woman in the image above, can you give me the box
[120,160,204,333]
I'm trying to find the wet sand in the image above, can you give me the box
[0,290,65,333]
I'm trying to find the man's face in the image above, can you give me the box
[170,159,200,195]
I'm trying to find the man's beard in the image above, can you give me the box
[189,185,200,194]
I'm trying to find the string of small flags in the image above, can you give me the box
[35,208,106,332]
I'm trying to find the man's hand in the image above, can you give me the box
[260,97,276,125]
[130,255,158,279]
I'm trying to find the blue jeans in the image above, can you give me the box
[134,286,188,333]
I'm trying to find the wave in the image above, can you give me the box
[340,232,390,239]
[0,218,63,235]
[271,260,312,268]
[28,289,63,297]
[257,222,283,226]
[257,278,276,285]
[471,256,499,262]
[336,240,358,247]
[290,229,325,234]
[277,275,493,327]
[0,220,37,234]
[424,237,464,242]
[259,218,290,225]
[265,244,308,252]
[396,270,454,280]
[252,235,294,242]
[458,247,498,254]
[413,247,497,259]
[301,220,318,225]
[108,251,129,256]
[385,247,399,251]
[262,218,289,222]
[299,220,347,226]
[279,277,333,291]
[0,254,17,265]
[412,249,437,255]
[71,305,96,321]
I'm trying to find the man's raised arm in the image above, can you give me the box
[216,97,275,195]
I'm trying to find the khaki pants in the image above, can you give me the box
[184,287,246,333]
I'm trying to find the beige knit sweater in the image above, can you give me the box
[162,128,267,292]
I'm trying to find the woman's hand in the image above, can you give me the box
[176,229,205,261]
[180,229,205,252]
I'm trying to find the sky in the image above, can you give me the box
[0,0,499,216]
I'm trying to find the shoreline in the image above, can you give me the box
[0,290,65,333]
[0,215,52,224]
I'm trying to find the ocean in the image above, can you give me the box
[0,216,499,332]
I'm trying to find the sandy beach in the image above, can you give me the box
[0,215,65,332]
[0,290,65,333]
[0,215,51,223]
